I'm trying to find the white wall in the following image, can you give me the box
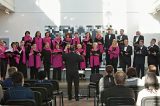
[0,0,160,46]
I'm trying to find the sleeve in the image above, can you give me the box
[128,46,133,56]
[99,78,104,93]
[136,91,143,106]
[78,55,83,62]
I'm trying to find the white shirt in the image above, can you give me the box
[136,36,139,42]
[124,46,127,51]
[136,89,160,106]
[108,35,111,39]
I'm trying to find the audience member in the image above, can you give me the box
[141,65,160,85]
[125,67,142,86]
[36,71,51,83]
[100,71,135,104]
[3,67,17,87]
[99,65,115,92]
[4,72,34,102]
[136,72,160,106]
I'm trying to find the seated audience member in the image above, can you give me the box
[36,71,51,83]
[3,67,17,87]
[99,65,115,92]
[4,72,34,102]
[0,84,3,101]
[101,71,135,104]
[136,72,160,106]
[141,65,160,85]
[125,67,142,86]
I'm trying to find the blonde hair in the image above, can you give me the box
[112,39,118,47]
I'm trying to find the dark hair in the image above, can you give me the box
[11,42,17,48]
[8,67,17,77]
[65,33,71,38]
[25,31,30,35]
[145,72,159,90]
[85,32,91,38]
[35,31,41,37]
[105,65,113,75]
[114,71,126,85]
[11,72,24,85]
[38,71,46,80]
[45,32,50,37]
[126,67,137,78]
[152,38,156,42]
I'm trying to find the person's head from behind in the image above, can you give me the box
[11,72,24,86]
[148,65,157,73]
[114,71,126,85]
[8,67,17,78]
[38,71,47,80]
[126,67,137,78]
[145,72,159,90]
[105,65,114,76]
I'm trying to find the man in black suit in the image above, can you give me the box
[105,28,115,65]
[62,47,83,101]
[133,31,144,67]
[121,39,132,72]
[117,29,128,68]
[100,71,135,104]
[158,41,160,72]
[134,40,148,78]
[147,38,159,75]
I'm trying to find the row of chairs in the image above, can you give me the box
[87,73,160,106]
[2,80,64,106]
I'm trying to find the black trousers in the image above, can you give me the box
[85,56,90,68]
[53,67,62,81]
[136,64,144,78]
[30,67,38,79]
[110,58,118,73]
[91,66,99,74]
[66,71,79,100]
[122,59,131,72]
[106,53,110,66]
[44,62,51,79]
[118,55,123,67]
[0,58,7,79]
[18,62,27,78]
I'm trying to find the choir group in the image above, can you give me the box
[0,28,160,80]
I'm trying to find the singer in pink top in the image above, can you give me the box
[90,42,100,74]
[52,34,62,49]
[108,39,120,72]
[28,43,41,79]
[43,32,51,48]
[0,40,7,79]
[62,33,72,49]
[52,44,63,80]
[94,31,104,63]
[33,31,43,52]
[72,32,81,48]
[18,41,27,78]
[22,31,32,43]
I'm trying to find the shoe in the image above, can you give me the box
[75,98,79,101]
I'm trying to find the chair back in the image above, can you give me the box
[6,99,36,106]
[106,97,135,106]
[90,73,103,84]
[141,96,160,106]
[30,87,48,101]
[34,83,53,98]
[33,91,42,106]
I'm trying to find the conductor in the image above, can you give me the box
[62,46,83,101]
